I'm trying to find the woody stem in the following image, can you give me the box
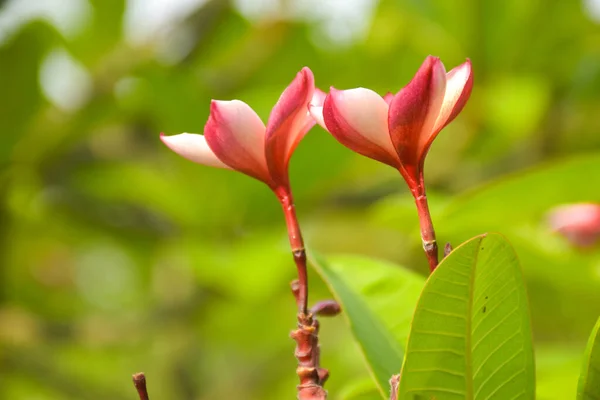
[413,188,439,272]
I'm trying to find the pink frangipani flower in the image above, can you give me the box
[310,55,473,195]
[310,56,473,271]
[161,67,324,314]
[161,67,323,194]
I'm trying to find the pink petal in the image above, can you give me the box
[160,133,230,169]
[432,59,473,135]
[204,100,272,184]
[323,87,400,168]
[264,67,315,188]
[382,92,394,105]
[388,56,447,175]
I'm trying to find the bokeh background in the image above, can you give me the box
[1,0,600,398]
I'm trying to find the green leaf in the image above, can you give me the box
[577,317,600,400]
[310,253,424,398]
[398,233,535,399]
[338,378,384,400]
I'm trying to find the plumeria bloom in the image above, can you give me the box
[161,67,322,196]
[310,56,473,271]
[548,203,600,247]
[161,67,322,310]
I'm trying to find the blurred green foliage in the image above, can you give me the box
[0,0,599,399]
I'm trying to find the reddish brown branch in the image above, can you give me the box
[290,305,328,400]
[132,373,149,400]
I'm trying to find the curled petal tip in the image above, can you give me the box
[300,66,314,76]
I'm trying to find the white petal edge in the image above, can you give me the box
[161,133,230,169]
[433,61,471,133]
[329,88,396,154]
[416,61,447,150]
[309,105,326,129]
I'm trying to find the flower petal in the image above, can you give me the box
[160,133,230,169]
[264,67,315,187]
[388,56,447,174]
[432,59,473,134]
[204,100,272,184]
[323,87,400,167]
[307,87,327,128]
[382,92,394,105]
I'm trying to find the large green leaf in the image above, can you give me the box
[397,233,535,399]
[577,317,600,400]
[310,253,424,398]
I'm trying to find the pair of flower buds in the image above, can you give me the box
[161,56,473,266]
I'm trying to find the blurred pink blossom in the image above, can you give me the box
[548,203,600,247]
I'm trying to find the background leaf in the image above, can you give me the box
[398,233,535,399]
[577,317,600,400]
[310,253,424,398]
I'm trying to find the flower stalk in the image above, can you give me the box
[412,187,438,271]
[278,188,308,314]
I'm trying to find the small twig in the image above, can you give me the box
[132,373,150,400]
[389,374,400,400]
